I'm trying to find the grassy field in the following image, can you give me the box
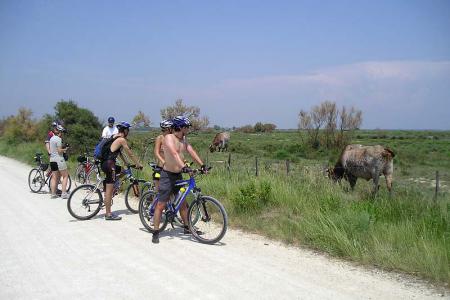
[1,129,449,285]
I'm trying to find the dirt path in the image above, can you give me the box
[0,156,445,299]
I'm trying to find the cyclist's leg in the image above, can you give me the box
[153,170,178,232]
[58,159,69,194]
[102,160,119,219]
[179,201,189,226]
[49,162,59,196]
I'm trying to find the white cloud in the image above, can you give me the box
[186,61,450,129]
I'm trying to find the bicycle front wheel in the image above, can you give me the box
[28,168,44,193]
[138,190,168,233]
[188,196,228,244]
[67,184,103,220]
[125,179,149,214]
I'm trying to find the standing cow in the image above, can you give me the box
[209,132,230,152]
[328,144,395,194]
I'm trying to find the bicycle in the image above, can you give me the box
[67,162,143,220]
[28,152,72,194]
[123,162,164,214]
[74,148,96,187]
[138,167,228,244]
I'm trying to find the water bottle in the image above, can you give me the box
[173,187,186,207]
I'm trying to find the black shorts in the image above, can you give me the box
[101,160,122,184]
[50,162,59,171]
[157,170,182,202]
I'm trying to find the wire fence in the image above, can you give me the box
[203,152,450,201]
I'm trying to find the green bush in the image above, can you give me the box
[231,180,273,213]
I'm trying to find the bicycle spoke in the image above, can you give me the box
[188,196,227,244]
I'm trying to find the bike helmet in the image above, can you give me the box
[116,121,132,130]
[56,124,67,133]
[172,115,192,129]
[107,116,115,124]
[160,119,173,129]
[51,121,58,127]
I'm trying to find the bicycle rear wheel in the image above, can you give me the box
[28,168,44,193]
[125,179,149,214]
[138,190,168,233]
[48,173,72,193]
[67,184,103,220]
[188,196,228,244]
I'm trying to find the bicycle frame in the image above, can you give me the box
[148,173,200,219]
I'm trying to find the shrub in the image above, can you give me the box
[231,180,273,213]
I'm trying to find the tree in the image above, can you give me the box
[54,100,102,153]
[160,99,209,131]
[298,101,362,149]
[1,108,39,144]
[132,110,151,129]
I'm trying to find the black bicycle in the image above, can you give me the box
[28,152,72,194]
[67,162,143,220]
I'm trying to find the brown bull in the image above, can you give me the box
[328,144,395,194]
[209,132,230,152]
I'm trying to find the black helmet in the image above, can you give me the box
[107,116,115,124]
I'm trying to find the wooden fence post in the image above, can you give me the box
[255,157,259,177]
[286,160,290,175]
[434,171,440,201]
[227,153,231,177]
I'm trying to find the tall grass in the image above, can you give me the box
[200,165,449,284]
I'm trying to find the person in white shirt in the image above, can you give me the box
[49,125,70,199]
[102,116,118,138]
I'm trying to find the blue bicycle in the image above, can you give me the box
[138,168,228,244]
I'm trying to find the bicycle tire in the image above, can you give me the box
[138,190,168,234]
[28,168,44,193]
[48,173,72,193]
[188,196,228,244]
[124,179,147,213]
[74,164,94,186]
[67,184,103,220]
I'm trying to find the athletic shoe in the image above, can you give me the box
[105,213,122,221]
[50,194,58,199]
[61,193,69,199]
[152,233,159,244]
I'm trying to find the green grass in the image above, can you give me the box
[1,130,449,285]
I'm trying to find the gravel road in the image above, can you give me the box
[0,156,446,299]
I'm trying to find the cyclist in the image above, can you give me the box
[101,121,143,221]
[45,121,60,155]
[152,119,173,191]
[152,115,207,244]
[49,124,70,199]
[102,116,118,138]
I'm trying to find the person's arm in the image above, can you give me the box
[45,142,50,154]
[101,127,107,138]
[57,140,67,155]
[153,135,165,166]
[120,139,142,168]
[186,143,204,167]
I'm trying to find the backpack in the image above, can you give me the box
[94,137,118,161]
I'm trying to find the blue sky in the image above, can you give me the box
[1,0,449,129]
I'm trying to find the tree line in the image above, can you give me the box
[0,98,363,154]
